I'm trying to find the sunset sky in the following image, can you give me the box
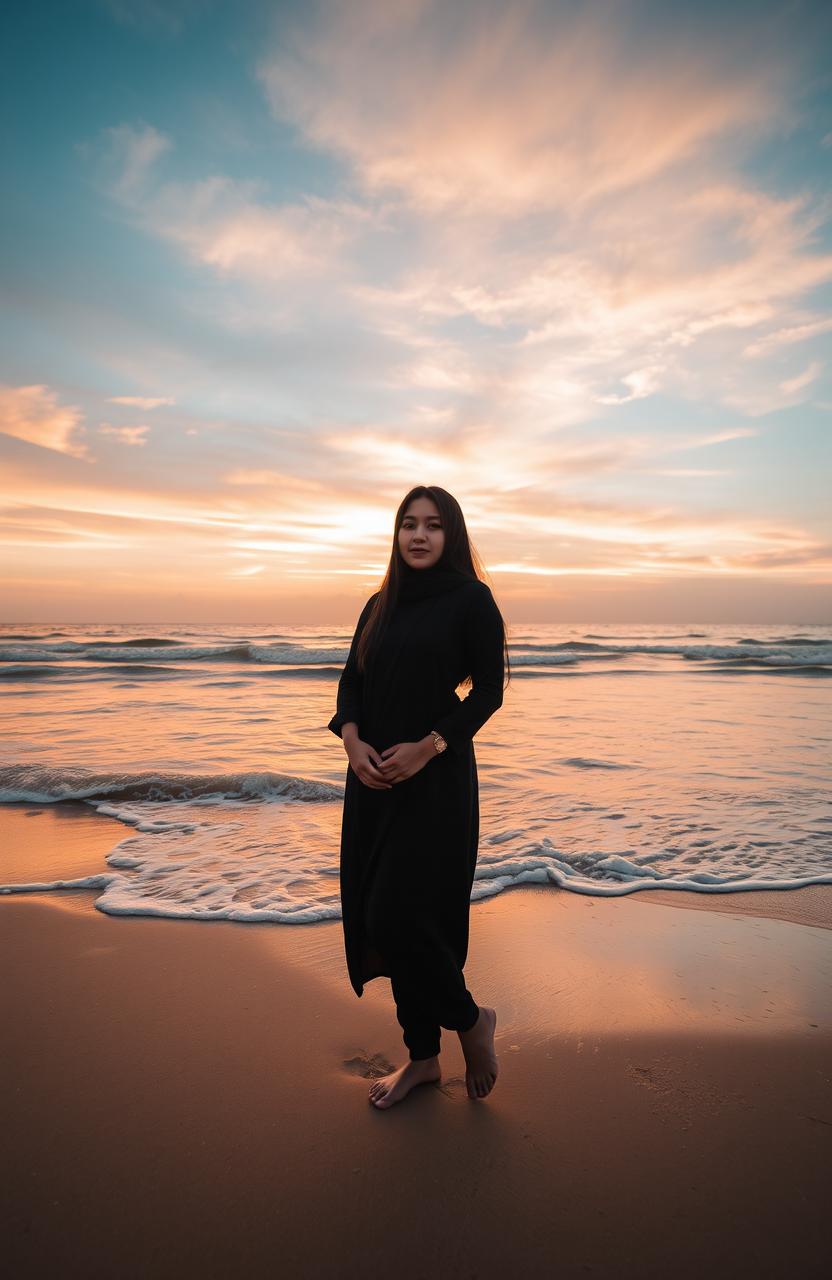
[2,0,831,624]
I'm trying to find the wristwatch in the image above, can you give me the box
[430,729,448,754]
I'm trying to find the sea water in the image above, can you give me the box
[1,620,830,923]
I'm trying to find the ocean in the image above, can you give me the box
[1,620,830,923]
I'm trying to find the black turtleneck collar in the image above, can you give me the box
[396,556,474,603]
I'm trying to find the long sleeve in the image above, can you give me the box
[432,583,505,755]
[327,593,378,739]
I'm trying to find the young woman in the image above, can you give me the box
[328,485,511,1109]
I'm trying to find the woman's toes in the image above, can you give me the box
[469,1072,495,1098]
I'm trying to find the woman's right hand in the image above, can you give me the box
[346,738,394,790]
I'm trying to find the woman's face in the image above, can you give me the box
[398,497,445,570]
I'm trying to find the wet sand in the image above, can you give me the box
[2,804,831,1278]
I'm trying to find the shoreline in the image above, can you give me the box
[2,799,830,931]
[634,881,832,930]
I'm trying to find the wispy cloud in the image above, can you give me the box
[109,395,175,408]
[779,361,823,395]
[93,122,374,283]
[0,385,91,459]
[597,368,665,406]
[98,423,151,446]
[258,0,790,215]
[743,317,832,357]
[97,0,211,38]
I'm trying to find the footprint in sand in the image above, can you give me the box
[342,1052,395,1080]
[435,1075,468,1101]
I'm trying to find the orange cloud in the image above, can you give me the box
[0,385,91,459]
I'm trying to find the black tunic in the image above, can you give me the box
[327,577,505,998]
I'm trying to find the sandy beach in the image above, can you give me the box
[2,804,830,1278]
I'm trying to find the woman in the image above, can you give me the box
[328,485,511,1109]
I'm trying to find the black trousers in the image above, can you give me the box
[363,863,479,1060]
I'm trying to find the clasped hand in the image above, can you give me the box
[347,737,434,790]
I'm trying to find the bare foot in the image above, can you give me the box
[458,1006,498,1099]
[368,1057,441,1109]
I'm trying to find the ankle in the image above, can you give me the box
[458,1011,482,1038]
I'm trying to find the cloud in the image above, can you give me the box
[101,122,173,203]
[98,423,151,446]
[227,564,267,578]
[779,361,822,395]
[722,357,824,414]
[223,468,326,492]
[743,316,832,357]
[109,396,176,408]
[97,0,212,37]
[648,469,729,477]
[83,3,831,439]
[258,0,791,215]
[0,385,91,459]
[93,123,372,282]
[669,428,758,450]
[60,0,829,590]
[5,489,823,584]
[597,367,665,405]
[339,177,832,427]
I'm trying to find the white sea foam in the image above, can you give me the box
[2,794,832,924]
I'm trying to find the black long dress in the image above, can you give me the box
[327,566,505,1020]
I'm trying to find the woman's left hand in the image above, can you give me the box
[376,738,434,783]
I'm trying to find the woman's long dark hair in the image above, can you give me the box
[356,485,512,692]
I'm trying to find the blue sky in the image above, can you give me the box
[2,0,831,623]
